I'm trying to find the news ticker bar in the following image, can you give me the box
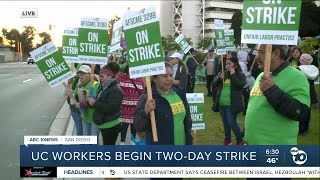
[20,167,320,178]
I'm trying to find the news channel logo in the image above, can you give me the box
[20,8,38,18]
[290,147,308,165]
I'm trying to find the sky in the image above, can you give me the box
[0,1,160,46]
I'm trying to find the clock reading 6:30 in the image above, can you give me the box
[266,149,279,155]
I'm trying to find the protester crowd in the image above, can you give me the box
[64,44,319,146]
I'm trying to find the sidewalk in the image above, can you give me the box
[22,100,148,180]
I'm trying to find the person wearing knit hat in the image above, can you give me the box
[87,62,124,145]
[299,54,313,65]
[297,54,319,135]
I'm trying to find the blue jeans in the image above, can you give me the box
[70,110,83,135]
[219,106,243,141]
[82,120,100,144]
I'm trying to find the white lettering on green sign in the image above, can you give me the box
[63,38,78,55]
[44,57,68,79]
[246,0,297,25]
[128,30,161,62]
[79,32,106,53]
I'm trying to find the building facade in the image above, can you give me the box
[160,0,243,47]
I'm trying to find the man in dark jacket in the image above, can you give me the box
[245,44,310,145]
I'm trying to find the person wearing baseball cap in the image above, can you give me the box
[169,52,189,91]
[74,65,101,142]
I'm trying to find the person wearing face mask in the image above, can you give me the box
[212,57,246,145]
[133,62,193,146]
[87,62,124,145]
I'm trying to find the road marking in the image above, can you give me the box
[22,79,32,83]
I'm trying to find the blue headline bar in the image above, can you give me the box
[20,145,319,167]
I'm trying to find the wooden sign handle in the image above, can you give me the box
[221,55,225,85]
[193,130,197,145]
[264,44,272,77]
[90,64,96,98]
[145,76,158,142]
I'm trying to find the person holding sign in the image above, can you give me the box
[212,57,246,145]
[169,52,188,92]
[134,62,193,145]
[244,45,310,145]
[183,48,198,93]
[74,65,100,139]
[88,62,124,145]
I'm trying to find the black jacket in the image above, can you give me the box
[263,62,310,122]
[93,79,124,126]
[212,70,246,113]
[133,85,193,145]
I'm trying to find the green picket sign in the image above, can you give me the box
[110,20,122,52]
[30,42,73,88]
[175,34,192,54]
[241,0,302,45]
[62,28,78,63]
[186,93,205,130]
[78,17,109,64]
[214,19,226,55]
[224,29,235,51]
[123,6,165,78]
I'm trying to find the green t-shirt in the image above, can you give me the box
[75,81,100,124]
[219,78,231,106]
[162,92,186,145]
[244,67,310,145]
[290,59,298,69]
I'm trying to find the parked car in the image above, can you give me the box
[27,57,34,64]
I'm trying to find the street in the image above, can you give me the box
[0,62,66,180]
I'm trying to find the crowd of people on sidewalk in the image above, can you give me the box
[63,44,319,147]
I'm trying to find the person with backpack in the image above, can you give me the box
[169,52,189,92]
[184,48,198,93]
[117,64,145,145]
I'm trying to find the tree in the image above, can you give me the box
[197,36,212,50]
[299,0,320,37]
[230,10,242,47]
[20,26,37,55]
[2,28,21,47]
[108,16,121,45]
[38,32,52,45]
[161,35,193,56]
[299,37,320,54]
